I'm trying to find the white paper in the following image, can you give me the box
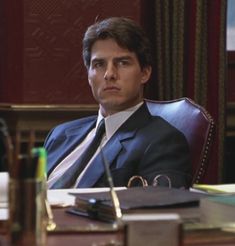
[0,208,8,220]
[47,187,126,207]
[0,173,9,220]
[191,184,235,194]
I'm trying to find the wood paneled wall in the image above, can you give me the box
[0,0,155,104]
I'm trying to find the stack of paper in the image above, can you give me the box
[192,184,235,194]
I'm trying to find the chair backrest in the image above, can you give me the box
[145,97,215,185]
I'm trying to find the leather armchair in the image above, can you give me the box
[146,97,215,185]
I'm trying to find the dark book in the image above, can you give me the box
[68,186,206,222]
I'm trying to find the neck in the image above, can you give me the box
[100,101,144,117]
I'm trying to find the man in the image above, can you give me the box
[45,17,192,189]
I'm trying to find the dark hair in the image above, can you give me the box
[82,17,153,69]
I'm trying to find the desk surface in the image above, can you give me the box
[1,206,235,246]
[52,207,235,246]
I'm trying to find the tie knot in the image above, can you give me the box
[96,119,105,137]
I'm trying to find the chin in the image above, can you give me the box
[101,99,125,109]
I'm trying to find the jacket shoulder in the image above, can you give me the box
[47,115,97,138]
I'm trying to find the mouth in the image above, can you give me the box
[103,86,120,92]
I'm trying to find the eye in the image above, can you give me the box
[117,59,130,66]
[92,60,105,69]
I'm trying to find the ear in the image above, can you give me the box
[141,66,152,84]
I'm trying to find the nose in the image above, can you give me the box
[104,63,117,81]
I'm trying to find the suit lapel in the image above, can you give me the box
[77,103,152,187]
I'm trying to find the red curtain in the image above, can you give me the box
[146,0,227,183]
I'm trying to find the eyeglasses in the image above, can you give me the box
[127,174,172,188]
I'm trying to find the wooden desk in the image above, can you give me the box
[48,209,124,246]
[49,207,235,246]
[1,207,235,246]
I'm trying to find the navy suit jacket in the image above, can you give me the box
[45,102,192,188]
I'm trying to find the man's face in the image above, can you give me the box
[88,38,152,116]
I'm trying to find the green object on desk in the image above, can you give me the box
[204,195,235,206]
[32,147,47,180]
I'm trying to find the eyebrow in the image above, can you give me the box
[90,58,102,63]
[91,55,133,63]
[113,56,133,61]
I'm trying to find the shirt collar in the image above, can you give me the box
[97,102,144,140]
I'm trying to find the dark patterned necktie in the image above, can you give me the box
[51,119,105,188]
